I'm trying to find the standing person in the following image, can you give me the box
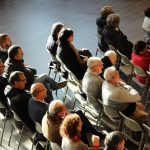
[46,22,64,61]
[142,7,150,44]
[0,33,12,63]
[103,14,133,59]
[131,41,150,84]
[57,27,91,80]
[60,114,100,150]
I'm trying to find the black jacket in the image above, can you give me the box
[96,16,107,35]
[103,26,133,59]
[57,44,87,80]
[5,85,35,132]
[4,58,35,89]
[0,76,9,108]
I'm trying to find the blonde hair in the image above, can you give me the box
[105,50,117,65]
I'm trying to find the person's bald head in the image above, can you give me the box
[30,83,47,101]
[48,100,68,118]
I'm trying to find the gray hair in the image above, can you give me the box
[104,66,118,81]
[105,50,117,65]
[87,57,102,70]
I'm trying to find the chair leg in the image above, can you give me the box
[16,125,24,150]
[95,49,98,56]
[8,124,14,146]
[48,68,52,76]
[0,119,7,144]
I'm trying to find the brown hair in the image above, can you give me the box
[106,14,120,27]
[101,6,114,18]
[60,114,81,139]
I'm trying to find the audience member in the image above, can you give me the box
[57,27,91,80]
[60,114,100,150]
[132,41,150,84]
[5,71,35,132]
[82,57,104,111]
[28,83,49,124]
[96,6,114,35]
[42,100,105,146]
[142,7,150,43]
[46,22,64,61]
[101,50,117,70]
[103,131,125,150]
[102,66,148,120]
[0,59,9,109]
[4,45,67,102]
[0,33,12,63]
[103,14,133,59]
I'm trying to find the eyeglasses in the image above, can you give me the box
[38,88,47,93]
[19,79,26,82]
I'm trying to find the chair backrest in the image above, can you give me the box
[108,44,117,53]
[11,110,22,122]
[119,112,143,132]
[50,141,62,150]
[117,50,132,66]
[96,33,102,44]
[103,105,120,118]
[133,65,147,77]
[35,122,42,133]
[143,124,150,137]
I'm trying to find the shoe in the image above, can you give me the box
[57,81,67,89]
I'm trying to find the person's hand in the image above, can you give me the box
[92,135,100,149]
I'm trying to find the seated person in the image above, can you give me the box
[131,41,150,84]
[102,66,148,120]
[103,131,125,150]
[82,57,104,111]
[96,6,114,35]
[142,7,150,44]
[103,14,133,59]
[42,100,105,146]
[4,45,67,103]
[60,114,100,150]
[0,33,12,63]
[28,83,49,124]
[0,59,9,109]
[57,27,91,80]
[5,71,35,132]
[46,22,64,61]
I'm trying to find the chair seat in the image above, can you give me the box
[84,105,99,118]
[119,65,133,76]
[74,93,87,106]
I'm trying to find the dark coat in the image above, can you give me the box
[103,26,133,59]
[96,16,107,35]
[28,98,48,124]
[0,51,8,63]
[57,44,87,80]
[0,76,9,108]
[4,58,35,89]
[5,85,35,132]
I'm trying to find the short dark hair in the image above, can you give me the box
[106,14,120,27]
[144,7,150,17]
[58,27,73,46]
[9,71,24,85]
[8,45,21,59]
[101,6,114,18]
[134,41,146,55]
[104,131,124,150]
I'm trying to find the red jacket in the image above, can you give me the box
[131,51,150,84]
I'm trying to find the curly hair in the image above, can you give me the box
[60,114,81,139]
